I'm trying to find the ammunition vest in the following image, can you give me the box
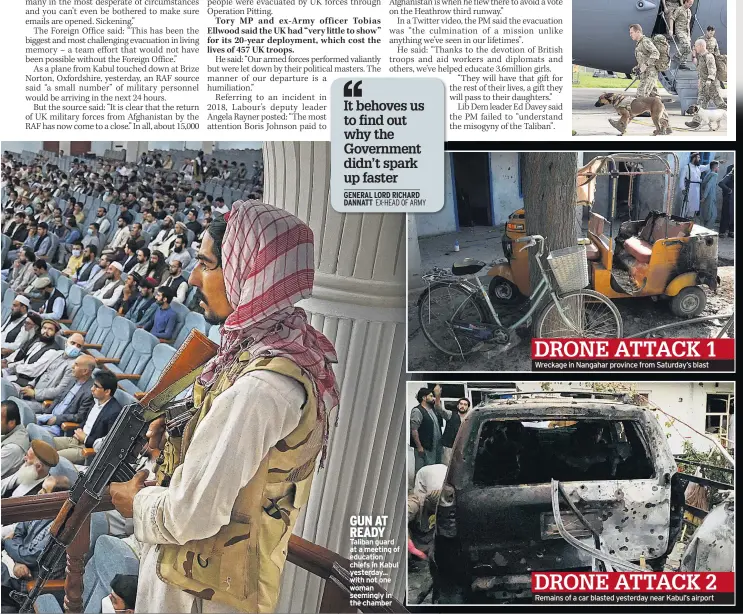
[157,353,323,613]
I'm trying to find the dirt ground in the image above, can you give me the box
[407,261,734,373]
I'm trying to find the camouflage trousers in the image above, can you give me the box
[697,80,727,109]
[676,31,691,61]
[638,68,670,125]
[638,67,659,97]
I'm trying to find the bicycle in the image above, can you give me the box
[417,235,623,357]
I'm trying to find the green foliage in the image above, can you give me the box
[677,440,733,486]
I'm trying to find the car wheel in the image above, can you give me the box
[670,286,706,318]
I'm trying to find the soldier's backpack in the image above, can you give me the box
[651,35,671,71]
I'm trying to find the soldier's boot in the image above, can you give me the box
[609,118,626,134]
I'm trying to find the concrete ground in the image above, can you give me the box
[572,88,728,137]
[408,225,734,372]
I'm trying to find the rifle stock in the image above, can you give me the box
[14,330,218,611]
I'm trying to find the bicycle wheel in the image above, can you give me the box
[417,283,489,356]
[534,289,623,338]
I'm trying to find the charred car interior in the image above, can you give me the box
[429,395,686,603]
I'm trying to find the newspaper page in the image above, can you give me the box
[0,0,737,612]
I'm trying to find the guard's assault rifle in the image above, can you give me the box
[13,329,218,613]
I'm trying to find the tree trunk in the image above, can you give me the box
[521,152,579,333]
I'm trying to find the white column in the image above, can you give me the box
[263,142,408,611]
[201,141,214,154]
[59,141,72,156]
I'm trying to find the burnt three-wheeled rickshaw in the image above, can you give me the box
[487,153,719,318]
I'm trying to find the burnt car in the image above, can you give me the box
[430,393,684,603]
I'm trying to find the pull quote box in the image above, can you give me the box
[330,78,444,213]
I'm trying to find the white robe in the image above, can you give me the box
[133,369,304,614]
[679,163,711,218]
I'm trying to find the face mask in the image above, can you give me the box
[87,228,94,235]
[100,596,122,614]
[72,249,81,257]
[65,344,82,358]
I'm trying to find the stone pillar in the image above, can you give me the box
[201,141,214,154]
[263,142,408,609]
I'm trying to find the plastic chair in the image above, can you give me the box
[172,311,208,349]
[6,396,35,426]
[106,328,160,381]
[55,274,72,297]
[60,294,100,334]
[118,343,176,395]
[88,316,135,366]
[207,324,222,346]
[84,306,117,349]
[33,536,140,614]
[1,288,15,319]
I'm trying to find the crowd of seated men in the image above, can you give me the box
[0,148,263,612]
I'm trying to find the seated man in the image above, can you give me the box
[144,287,177,340]
[37,278,67,321]
[53,371,122,464]
[92,261,125,308]
[19,260,51,310]
[114,273,141,317]
[1,475,70,610]
[0,440,59,498]
[126,278,158,329]
[79,254,111,292]
[1,313,41,359]
[68,245,100,284]
[102,217,131,259]
[5,249,35,294]
[158,260,188,304]
[61,240,84,277]
[82,222,102,255]
[103,574,138,614]
[16,333,84,413]
[1,297,31,353]
[2,320,63,389]
[165,234,191,269]
[0,402,29,479]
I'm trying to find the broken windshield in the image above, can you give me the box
[473,419,655,486]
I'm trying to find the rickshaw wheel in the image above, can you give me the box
[670,286,707,318]
[488,276,522,304]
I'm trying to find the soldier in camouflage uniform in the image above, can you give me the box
[630,24,660,97]
[686,39,726,128]
[704,25,719,55]
[662,0,681,39]
[628,25,671,133]
[673,0,694,68]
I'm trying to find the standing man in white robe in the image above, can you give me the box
[679,153,725,219]
[110,203,340,613]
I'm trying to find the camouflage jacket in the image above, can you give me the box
[635,36,660,69]
[705,35,719,55]
[697,51,717,81]
[672,6,691,31]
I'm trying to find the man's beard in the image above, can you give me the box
[9,311,23,321]
[40,334,56,344]
[16,464,41,485]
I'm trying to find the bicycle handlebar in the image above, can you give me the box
[515,234,545,256]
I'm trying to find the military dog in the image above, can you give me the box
[595,93,672,136]
[686,105,726,131]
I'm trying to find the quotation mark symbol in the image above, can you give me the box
[343,80,363,97]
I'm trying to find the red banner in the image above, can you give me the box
[532,339,735,360]
[531,572,735,593]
